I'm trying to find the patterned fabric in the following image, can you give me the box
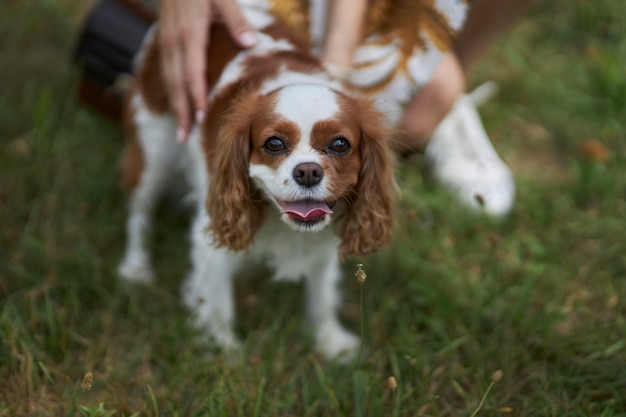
[266,0,470,126]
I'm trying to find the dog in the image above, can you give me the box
[118,3,397,360]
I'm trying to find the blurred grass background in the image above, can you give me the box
[1,0,625,416]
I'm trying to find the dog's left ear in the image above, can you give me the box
[207,92,265,251]
[340,98,395,258]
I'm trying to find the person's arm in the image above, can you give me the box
[321,0,367,78]
[158,0,257,143]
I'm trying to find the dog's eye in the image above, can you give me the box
[263,136,287,154]
[328,137,350,155]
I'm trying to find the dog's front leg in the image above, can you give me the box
[305,254,361,362]
[182,213,242,350]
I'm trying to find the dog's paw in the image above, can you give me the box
[190,313,243,353]
[315,323,361,363]
[212,328,243,352]
[118,260,155,284]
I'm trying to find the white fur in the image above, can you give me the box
[119,95,181,283]
[274,83,340,128]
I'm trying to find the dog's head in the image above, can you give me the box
[207,83,395,258]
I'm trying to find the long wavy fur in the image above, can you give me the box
[339,98,395,258]
[207,92,265,251]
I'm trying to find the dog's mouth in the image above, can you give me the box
[277,199,336,226]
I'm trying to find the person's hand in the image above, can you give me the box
[158,0,257,143]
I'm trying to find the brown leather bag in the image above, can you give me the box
[74,0,156,120]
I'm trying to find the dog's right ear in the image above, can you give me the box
[207,92,265,251]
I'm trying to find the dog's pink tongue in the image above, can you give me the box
[281,200,332,220]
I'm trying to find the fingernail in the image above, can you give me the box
[239,30,257,48]
[176,127,186,143]
[195,110,205,124]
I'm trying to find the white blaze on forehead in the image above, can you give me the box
[274,84,340,148]
[249,84,338,203]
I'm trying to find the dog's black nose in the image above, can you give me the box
[293,162,324,187]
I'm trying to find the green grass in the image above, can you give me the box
[2,0,626,416]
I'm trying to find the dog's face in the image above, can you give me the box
[247,84,364,232]
[208,83,395,257]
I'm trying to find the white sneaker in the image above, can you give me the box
[424,82,515,216]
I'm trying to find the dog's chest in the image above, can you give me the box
[249,215,339,282]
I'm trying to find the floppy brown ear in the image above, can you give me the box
[207,93,265,251]
[340,99,395,258]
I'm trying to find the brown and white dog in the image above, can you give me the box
[118,4,397,359]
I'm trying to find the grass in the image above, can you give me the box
[1,0,625,415]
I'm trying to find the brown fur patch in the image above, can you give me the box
[334,93,395,258]
[206,90,267,251]
[120,90,144,192]
[249,104,301,170]
[205,24,244,89]
[310,118,362,197]
[136,36,169,114]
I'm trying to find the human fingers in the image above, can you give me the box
[158,14,190,142]
[159,0,208,141]
[181,0,211,124]
[159,28,192,142]
[213,0,257,47]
